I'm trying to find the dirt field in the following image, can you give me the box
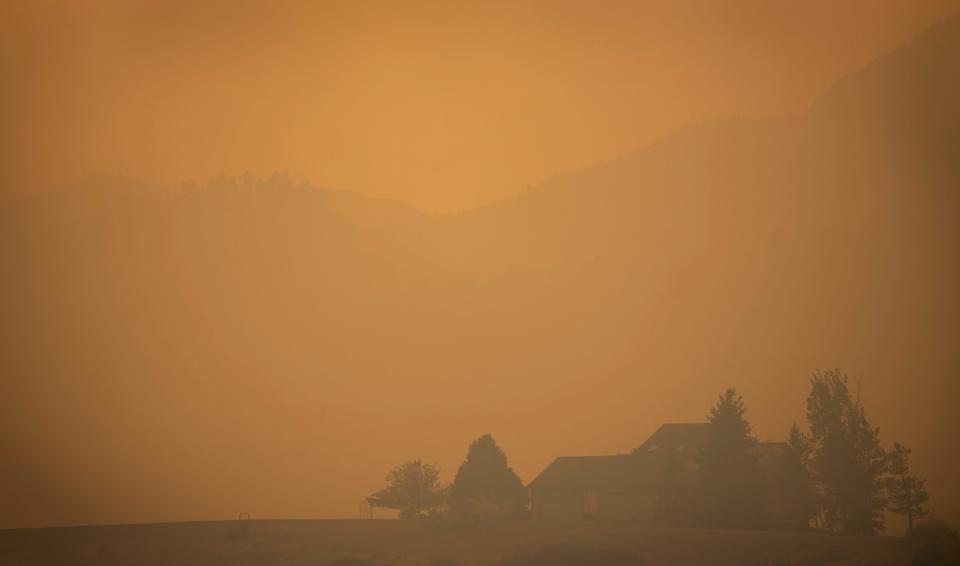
[0,519,921,565]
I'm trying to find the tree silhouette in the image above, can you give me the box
[779,423,817,529]
[695,388,766,529]
[805,369,887,534]
[886,442,930,533]
[367,459,447,519]
[448,434,527,519]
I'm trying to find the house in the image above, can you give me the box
[528,423,786,523]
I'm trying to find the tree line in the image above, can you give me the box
[367,434,526,520]
[367,369,931,534]
[657,369,930,534]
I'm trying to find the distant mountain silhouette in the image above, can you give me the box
[1,16,957,529]
[811,14,960,137]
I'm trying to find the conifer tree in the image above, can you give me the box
[886,442,929,533]
[695,388,766,529]
[448,434,527,519]
[805,369,888,534]
[779,423,817,529]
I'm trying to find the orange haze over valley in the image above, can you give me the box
[1,0,959,536]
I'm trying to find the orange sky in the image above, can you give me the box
[3,0,959,212]
[2,2,960,531]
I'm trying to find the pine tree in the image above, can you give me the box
[844,399,888,534]
[886,443,930,533]
[448,434,527,519]
[695,388,766,529]
[805,369,888,534]
[776,423,817,529]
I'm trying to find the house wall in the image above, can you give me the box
[597,490,655,523]
[530,488,586,521]
[531,488,655,523]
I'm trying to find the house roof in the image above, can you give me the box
[632,422,710,456]
[527,453,666,490]
[529,423,788,491]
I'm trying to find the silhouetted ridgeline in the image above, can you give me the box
[0,16,958,529]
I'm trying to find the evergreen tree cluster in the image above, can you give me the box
[367,369,930,534]
[655,369,930,535]
[803,369,890,534]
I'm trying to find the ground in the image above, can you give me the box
[0,519,921,565]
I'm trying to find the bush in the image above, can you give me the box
[912,540,945,566]
[912,519,960,541]
[910,520,960,566]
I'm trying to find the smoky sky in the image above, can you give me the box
[1,1,959,532]
[2,0,958,212]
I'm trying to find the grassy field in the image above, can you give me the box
[0,519,929,566]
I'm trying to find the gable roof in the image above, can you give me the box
[527,454,665,490]
[529,423,789,491]
[632,422,710,456]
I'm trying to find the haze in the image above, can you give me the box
[3,0,958,211]
[1,0,959,541]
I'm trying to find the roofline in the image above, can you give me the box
[527,454,633,488]
[528,423,787,488]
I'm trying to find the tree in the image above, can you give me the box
[448,434,527,519]
[886,442,930,533]
[367,459,447,519]
[805,369,888,534]
[778,423,817,529]
[695,388,766,529]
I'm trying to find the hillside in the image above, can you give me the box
[1,17,958,530]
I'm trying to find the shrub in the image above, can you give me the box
[910,520,960,566]
[911,519,960,541]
